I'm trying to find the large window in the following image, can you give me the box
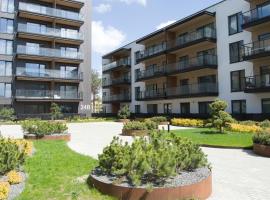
[0,18,13,33]
[231,70,245,92]
[0,39,13,55]
[229,41,243,63]
[180,103,190,115]
[0,0,14,13]
[262,99,270,114]
[25,63,45,76]
[164,103,172,114]
[60,66,78,79]
[135,105,140,114]
[228,13,242,35]
[147,104,157,114]
[232,100,246,114]
[0,61,12,76]
[0,82,11,97]
[199,102,212,114]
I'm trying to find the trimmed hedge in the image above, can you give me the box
[253,129,270,146]
[123,120,158,131]
[148,116,167,124]
[171,118,205,128]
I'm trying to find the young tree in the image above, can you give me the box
[50,103,63,120]
[118,105,131,119]
[0,107,15,121]
[207,99,234,133]
[91,70,101,113]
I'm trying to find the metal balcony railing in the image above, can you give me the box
[244,74,270,90]
[136,66,166,81]
[17,23,83,40]
[102,94,131,102]
[102,76,131,87]
[136,88,166,100]
[242,3,270,26]
[242,38,270,59]
[136,42,167,61]
[102,57,131,72]
[19,2,83,21]
[16,90,82,100]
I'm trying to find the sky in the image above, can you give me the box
[91,0,223,74]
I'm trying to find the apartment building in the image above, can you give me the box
[102,0,270,118]
[0,0,91,118]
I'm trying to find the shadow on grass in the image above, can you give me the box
[199,130,225,135]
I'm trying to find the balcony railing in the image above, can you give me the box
[19,2,83,21]
[102,94,131,102]
[242,39,270,60]
[242,3,270,27]
[103,57,131,72]
[17,23,83,40]
[244,74,270,91]
[102,76,131,87]
[16,90,82,100]
[17,45,83,60]
[167,27,216,51]
[16,67,82,80]
[166,54,218,74]
[136,88,166,100]
[136,66,166,81]
[136,42,167,61]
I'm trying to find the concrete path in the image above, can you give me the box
[0,125,23,139]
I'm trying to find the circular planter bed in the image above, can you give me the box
[253,143,270,157]
[24,133,71,141]
[122,129,149,136]
[89,167,212,200]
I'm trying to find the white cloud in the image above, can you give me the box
[156,20,176,30]
[106,0,147,6]
[92,21,126,55]
[94,3,112,14]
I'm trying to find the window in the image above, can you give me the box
[228,13,242,35]
[232,100,246,114]
[147,104,157,114]
[135,105,140,114]
[229,41,243,63]
[180,103,190,114]
[258,33,270,41]
[0,0,14,13]
[178,56,189,69]
[135,87,140,99]
[199,102,212,114]
[135,69,140,80]
[0,83,11,97]
[60,66,78,79]
[25,63,45,76]
[0,39,12,55]
[164,103,172,114]
[0,61,12,76]
[0,18,13,33]
[231,70,245,92]
[262,99,270,114]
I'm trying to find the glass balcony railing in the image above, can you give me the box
[242,3,270,26]
[242,38,270,59]
[136,42,167,61]
[245,74,270,90]
[17,23,83,40]
[136,88,166,100]
[136,66,166,81]
[16,67,82,80]
[16,90,82,100]
[102,94,131,102]
[17,45,83,60]
[103,57,131,72]
[102,76,131,87]
[19,2,83,21]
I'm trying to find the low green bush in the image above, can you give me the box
[21,120,68,136]
[117,105,131,119]
[259,120,270,128]
[0,138,25,175]
[144,119,158,130]
[0,107,15,121]
[149,116,167,124]
[239,120,258,126]
[123,120,158,131]
[253,129,270,146]
[98,132,209,186]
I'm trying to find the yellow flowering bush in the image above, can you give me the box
[228,123,262,133]
[0,182,10,200]
[171,118,204,127]
[6,171,22,185]
[13,140,33,156]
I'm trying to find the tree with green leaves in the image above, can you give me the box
[91,70,102,113]
[50,103,63,120]
[207,99,234,133]
[117,105,131,119]
[0,107,15,121]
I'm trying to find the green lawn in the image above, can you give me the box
[17,141,115,200]
[171,128,253,148]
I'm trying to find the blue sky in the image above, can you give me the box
[92,0,222,74]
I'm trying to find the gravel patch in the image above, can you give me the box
[91,167,211,188]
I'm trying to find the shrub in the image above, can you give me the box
[149,116,167,124]
[21,120,68,136]
[0,108,15,121]
[171,118,204,127]
[50,103,63,120]
[0,182,10,200]
[7,171,22,185]
[253,129,270,146]
[239,120,258,126]
[259,119,270,128]
[0,138,25,175]
[228,123,262,133]
[144,119,158,130]
[123,120,158,131]
[12,140,33,156]
[97,132,209,186]
[117,105,131,119]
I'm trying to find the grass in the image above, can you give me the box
[17,140,115,200]
[171,128,253,148]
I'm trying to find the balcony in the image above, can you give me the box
[136,88,166,101]
[17,23,83,44]
[102,94,131,103]
[15,90,82,102]
[166,54,218,75]
[102,57,131,73]
[167,27,216,52]
[242,3,270,29]
[16,67,82,82]
[102,76,131,88]
[39,0,85,9]
[16,45,83,63]
[244,74,270,93]
[136,66,166,81]
[136,42,166,62]
[18,2,84,27]
[242,39,270,61]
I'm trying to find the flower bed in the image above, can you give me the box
[171,118,204,127]
[253,130,270,157]
[89,132,212,200]
[122,120,158,136]
[149,116,168,125]
[228,123,262,133]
